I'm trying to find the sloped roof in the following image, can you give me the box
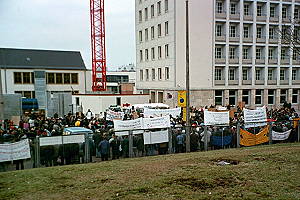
[0,48,86,70]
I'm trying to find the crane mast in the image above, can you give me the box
[90,0,107,91]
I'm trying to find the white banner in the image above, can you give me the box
[244,107,267,128]
[40,136,62,146]
[143,130,169,145]
[204,111,229,125]
[0,139,31,162]
[115,130,144,136]
[244,122,267,128]
[272,130,292,141]
[106,110,124,121]
[63,135,85,144]
[143,116,171,129]
[143,108,181,118]
[113,118,144,131]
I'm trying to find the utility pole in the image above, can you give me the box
[185,0,191,153]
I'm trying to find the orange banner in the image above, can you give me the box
[293,118,300,129]
[240,126,269,146]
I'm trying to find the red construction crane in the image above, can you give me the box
[90,0,107,91]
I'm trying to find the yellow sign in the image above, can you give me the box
[240,126,269,146]
[178,91,186,107]
[182,107,187,121]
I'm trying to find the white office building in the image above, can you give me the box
[135,0,300,109]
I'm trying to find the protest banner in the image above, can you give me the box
[272,130,292,141]
[113,118,143,131]
[204,111,229,125]
[143,107,181,118]
[143,115,171,129]
[106,110,124,121]
[115,130,144,136]
[244,107,267,128]
[143,130,169,145]
[63,135,85,144]
[40,136,62,146]
[0,139,31,162]
[240,126,269,146]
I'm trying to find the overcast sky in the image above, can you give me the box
[0,0,136,70]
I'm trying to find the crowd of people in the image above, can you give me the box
[0,102,299,171]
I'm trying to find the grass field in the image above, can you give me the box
[0,143,299,200]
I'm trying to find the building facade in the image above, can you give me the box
[135,0,300,109]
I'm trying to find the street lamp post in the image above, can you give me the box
[185,0,191,153]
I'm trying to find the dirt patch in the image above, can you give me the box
[211,158,240,165]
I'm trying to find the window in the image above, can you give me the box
[243,48,248,59]
[140,50,143,62]
[14,72,22,84]
[165,67,169,80]
[145,49,149,61]
[216,24,222,36]
[152,68,155,80]
[151,4,155,18]
[157,1,161,15]
[243,69,248,80]
[257,5,262,16]
[158,68,162,80]
[139,10,142,22]
[292,69,297,80]
[229,47,235,59]
[255,89,262,105]
[270,6,275,17]
[244,4,249,16]
[268,69,274,80]
[280,89,287,104]
[165,0,168,13]
[215,68,222,80]
[269,28,274,39]
[71,73,78,84]
[268,90,275,105]
[256,48,261,59]
[295,8,299,19]
[145,8,148,21]
[282,7,287,18]
[243,26,249,38]
[146,69,149,80]
[165,44,169,58]
[217,2,223,13]
[215,47,222,59]
[229,25,236,37]
[292,89,299,104]
[151,47,155,60]
[158,24,162,37]
[15,91,35,99]
[215,90,223,105]
[56,73,63,84]
[256,27,262,38]
[64,73,70,84]
[281,49,287,60]
[280,69,285,80]
[229,68,235,80]
[151,26,155,39]
[230,3,236,15]
[165,21,169,35]
[139,31,143,43]
[47,73,55,84]
[158,46,162,59]
[256,69,261,80]
[140,70,143,81]
[268,48,274,60]
[145,28,149,41]
[23,72,31,84]
[229,90,236,105]
[242,90,250,105]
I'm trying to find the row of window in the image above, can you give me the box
[217,1,300,19]
[138,0,169,23]
[46,73,79,84]
[14,72,35,84]
[215,89,299,106]
[138,21,169,43]
[215,24,294,40]
[215,46,298,61]
[139,44,169,62]
[139,67,169,81]
[214,67,300,81]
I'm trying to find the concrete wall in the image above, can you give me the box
[72,94,150,114]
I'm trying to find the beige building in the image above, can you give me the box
[135,0,300,109]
